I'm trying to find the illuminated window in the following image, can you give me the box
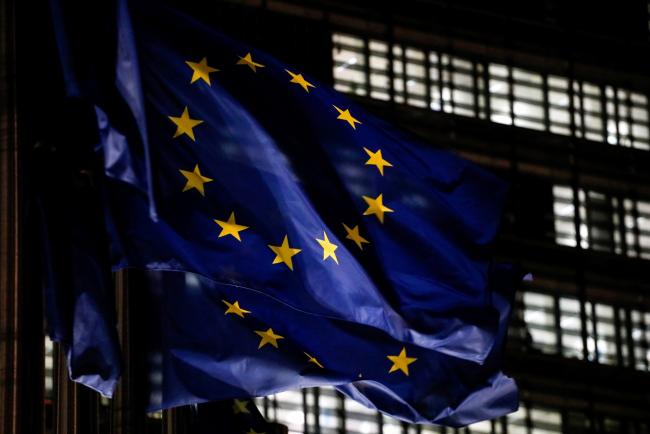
[369,40,390,101]
[318,388,341,434]
[573,81,604,142]
[404,48,427,108]
[382,414,403,434]
[522,292,557,354]
[266,387,646,433]
[548,76,571,135]
[450,56,479,117]
[506,406,528,434]
[629,199,650,259]
[631,310,650,371]
[488,63,512,125]
[606,88,650,150]
[345,395,379,434]
[559,297,584,359]
[513,68,544,131]
[467,419,493,433]
[332,32,650,151]
[552,185,585,248]
[332,33,367,96]
[593,303,617,365]
[519,287,650,372]
[530,407,562,434]
[273,390,306,434]
[553,185,650,258]
[44,336,54,399]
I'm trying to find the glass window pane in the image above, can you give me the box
[345,397,379,434]
[560,297,583,359]
[531,407,562,434]
[595,304,617,365]
[274,391,305,434]
[467,420,492,433]
[489,63,509,78]
[514,84,543,101]
[333,33,367,97]
[506,406,528,434]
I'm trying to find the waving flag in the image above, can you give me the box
[44,0,519,426]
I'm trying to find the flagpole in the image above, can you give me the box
[0,0,24,432]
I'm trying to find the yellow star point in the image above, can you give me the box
[342,223,370,250]
[364,147,393,175]
[168,106,204,141]
[254,328,284,349]
[316,232,339,264]
[286,69,315,92]
[362,194,394,224]
[304,352,324,369]
[333,105,361,129]
[222,300,251,318]
[214,212,249,241]
[179,164,213,196]
[268,235,301,271]
[232,399,250,414]
[237,52,265,72]
[246,430,265,434]
[387,347,417,376]
[185,57,219,85]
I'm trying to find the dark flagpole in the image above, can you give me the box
[0,0,29,432]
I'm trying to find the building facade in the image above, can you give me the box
[3,0,650,433]
[216,1,650,433]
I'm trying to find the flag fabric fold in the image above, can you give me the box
[34,105,122,396]
[140,268,517,426]
[101,1,508,363]
[41,0,520,425]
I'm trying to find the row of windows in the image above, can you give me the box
[518,290,650,371]
[332,33,650,151]
[552,185,650,259]
[259,388,650,434]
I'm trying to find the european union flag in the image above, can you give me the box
[45,0,520,427]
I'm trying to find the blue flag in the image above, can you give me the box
[45,0,519,426]
[142,269,516,426]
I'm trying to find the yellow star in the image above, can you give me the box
[362,194,394,223]
[168,106,204,141]
[304,352,324,368]
[232,399,250,414]
[315,232,339,264]
[268,235,301,271]
[364,147,393,175]
[214,212,249,241]
[179,164,213,196]
[222,300,251,318]
[185,57,219,85]
[236,52,265,72]
[333,105,361,129]
[387,347,417,376]
[286,69,315,92]
[342,223,370,250]
[254,328,284,349]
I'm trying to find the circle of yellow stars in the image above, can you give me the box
[169,50,413,378]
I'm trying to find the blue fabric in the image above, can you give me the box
[103,2,508,362]
[34,124,121,397]
[142,269,517,425]
[46,0,520,425]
